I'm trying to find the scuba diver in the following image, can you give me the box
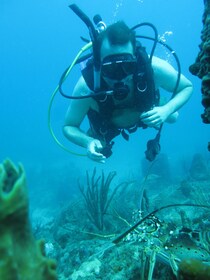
[61,9,193,163]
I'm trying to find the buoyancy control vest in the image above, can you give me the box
[81,41,160,145]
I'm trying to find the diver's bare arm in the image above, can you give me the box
[63,125,94,149]
[161,75,193,116]
[62,77,94,147]
[154,57,193,115]
[63,77,106,162]
[63,110,106,162]
[141,57,193,126]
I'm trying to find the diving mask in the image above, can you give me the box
[101,53,137,80]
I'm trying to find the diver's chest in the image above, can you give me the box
[111,108,141,128]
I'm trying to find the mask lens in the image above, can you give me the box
[101,54,136,80]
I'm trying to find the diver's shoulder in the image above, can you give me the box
[151,56,169,68]
[73,76,91,97]
[151,56,175,77]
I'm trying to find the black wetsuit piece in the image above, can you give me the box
[81,42,159,156]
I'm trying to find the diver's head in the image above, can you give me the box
[98,21,136,55]
[97,21,137,99]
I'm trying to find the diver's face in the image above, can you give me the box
[100,38,136,86]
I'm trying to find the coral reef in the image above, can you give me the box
[28,166,210,279]
[189,0,210,151]
[0,159,57,280]
[141,153,171,184]
[78,168,127,231]
[189,153,210,180]
[70,258,101,280]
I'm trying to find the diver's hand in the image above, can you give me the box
[87,139,106,163]
[140,106,171,128]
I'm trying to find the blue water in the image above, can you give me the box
[1,0,209,206]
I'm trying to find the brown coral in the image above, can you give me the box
[177,258,210,280]
[0,159,57,280]
[189,0,210,151]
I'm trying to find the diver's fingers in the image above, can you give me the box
[140,110,155,119]
[140,110,159,120]
[87,139,106,163]
[143,115,158,122]
[88,153,106,163]
[141,114,162,127]
[88,150,106,163]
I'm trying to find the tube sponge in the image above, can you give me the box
[0,159,57,280]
